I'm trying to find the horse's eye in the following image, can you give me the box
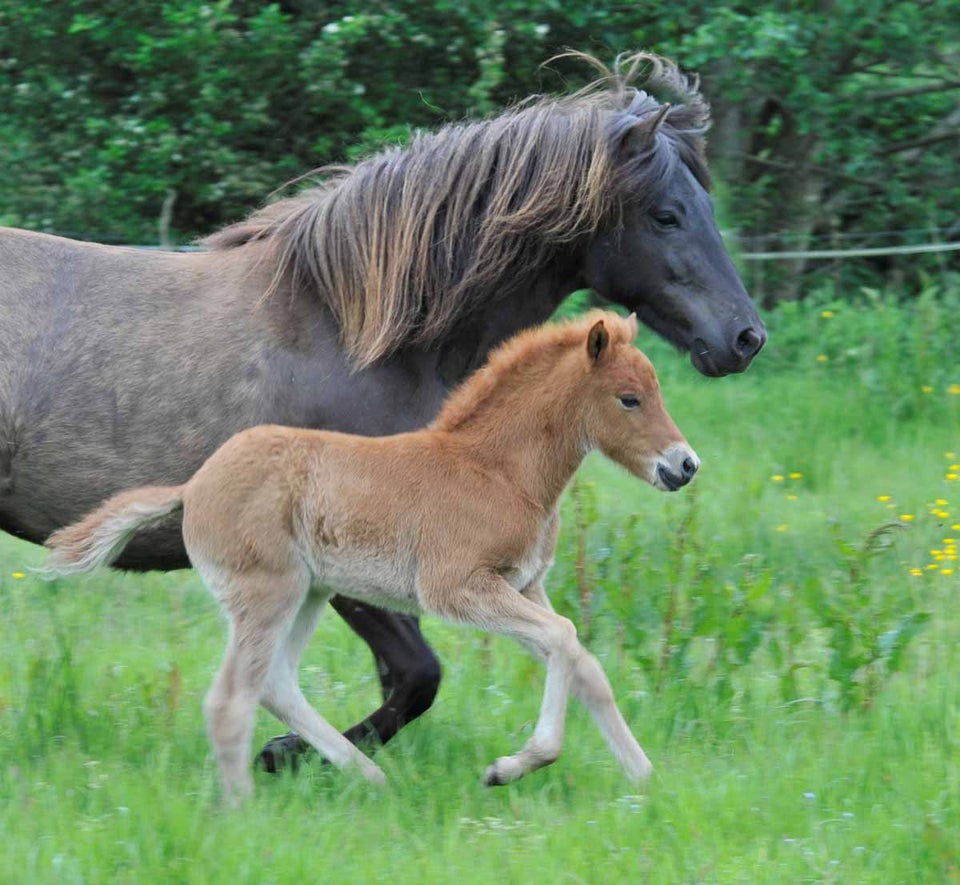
[652,211,679,229]
[618,395,640,410]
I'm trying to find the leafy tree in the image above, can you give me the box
[1,1,957,299]
[673,1,960,301]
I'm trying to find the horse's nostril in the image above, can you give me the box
[735,327,765,358]
[681,457,697,479]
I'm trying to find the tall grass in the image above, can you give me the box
[0,285,957,883]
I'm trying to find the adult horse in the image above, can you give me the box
[0,52,764,771]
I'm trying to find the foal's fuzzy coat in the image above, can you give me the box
[44,311,698,801]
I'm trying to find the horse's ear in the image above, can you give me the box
[626,312,639,338]
[587,320,610,365]
[621,102,671,155]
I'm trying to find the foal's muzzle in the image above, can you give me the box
[654,445,700,491]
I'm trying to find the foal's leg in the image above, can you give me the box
[206,626,271,804]
[200,559,331,803]
[259,590,386,785]
[425,573,577,785]
[258,600,441,771]
[204,577,305,803]
[522,580,652,783]
[429,573,651,786]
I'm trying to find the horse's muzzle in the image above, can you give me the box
[692,324,767,376]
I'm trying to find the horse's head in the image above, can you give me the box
[580,313,698,491]
[578,63,765,378]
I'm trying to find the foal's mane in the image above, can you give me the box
[204,52,710,368]
[432,311,636,434]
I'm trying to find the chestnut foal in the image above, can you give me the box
[44,311,698,802]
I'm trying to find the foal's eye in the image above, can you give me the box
[618,395,640,410]
[652,211,679,229]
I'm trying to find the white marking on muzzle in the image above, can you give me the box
[652,443,700,491]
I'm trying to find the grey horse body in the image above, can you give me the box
[0,228,575,564]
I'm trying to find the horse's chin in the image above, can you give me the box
[689,342,724,377]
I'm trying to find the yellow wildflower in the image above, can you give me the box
[876,495,891,502]
[816,354,829,363]
[12,572,24,579]
[771,474,785,482]
[948,384,960,395]
[942,568,955,575]
[909,568,923,577]
[900,514,915,522]
[820,310,835,318]
[787,494,798,501]
[789,472,803,480]
[776,524,789,532]
[921,386,933,394]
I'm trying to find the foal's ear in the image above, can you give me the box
[626,312,639,339]
[587,319,610,364]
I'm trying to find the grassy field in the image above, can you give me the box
[1,291,958,883]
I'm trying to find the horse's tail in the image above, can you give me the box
[41,485,185,577]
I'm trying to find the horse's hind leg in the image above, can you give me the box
[332,602,441,744]
[260,590,386,785]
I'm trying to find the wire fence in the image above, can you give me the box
[739,241,960,261]
[28,226,960,263]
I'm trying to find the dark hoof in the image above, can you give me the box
[256,733,311,774]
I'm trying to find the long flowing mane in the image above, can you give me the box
[204,52,710,368]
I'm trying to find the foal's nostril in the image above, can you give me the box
[735,327,765,359]
[681,457,697,480]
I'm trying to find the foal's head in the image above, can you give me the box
[579,313,698,492]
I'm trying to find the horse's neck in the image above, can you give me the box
[435,264,584,388]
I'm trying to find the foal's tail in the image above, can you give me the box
[41,485,185,577]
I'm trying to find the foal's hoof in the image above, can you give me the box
[482,756,524,787]
[256,734,311,774]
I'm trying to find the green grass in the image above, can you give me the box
[1,293,958,883]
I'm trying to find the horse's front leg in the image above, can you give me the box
[257,597,441,772]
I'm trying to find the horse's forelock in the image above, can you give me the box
[600,52,712,192]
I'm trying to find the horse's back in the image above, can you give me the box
[0,228,449,563]
[0,230,271,546]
